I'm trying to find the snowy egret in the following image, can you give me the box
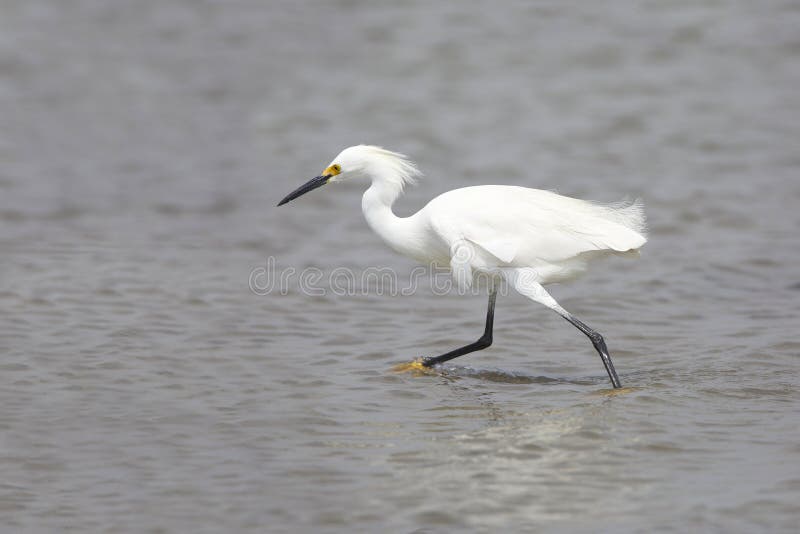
[278,145,647,388]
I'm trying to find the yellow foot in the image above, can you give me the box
[391,358,437,376]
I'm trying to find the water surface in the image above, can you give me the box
[1,1,799,531]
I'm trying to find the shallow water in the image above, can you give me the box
[2,1,799,531]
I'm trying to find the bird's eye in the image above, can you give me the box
[332,164,341,173]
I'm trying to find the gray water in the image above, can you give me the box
[2,1,800,532]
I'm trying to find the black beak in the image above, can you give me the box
[277,175,331,206]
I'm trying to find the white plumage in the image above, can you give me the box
[346,146,647,285]
[423,185,646,284]
[278,145,647,389]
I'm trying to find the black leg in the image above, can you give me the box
[561,313,622,389]
[422,289,497,367]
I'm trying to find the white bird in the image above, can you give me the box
[278,145,647,388]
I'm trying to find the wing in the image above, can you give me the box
[427,185,646,266]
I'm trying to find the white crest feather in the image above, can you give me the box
[344,145,422,191]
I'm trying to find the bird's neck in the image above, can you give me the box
[361,179,418,258]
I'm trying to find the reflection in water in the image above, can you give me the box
[438,365,596,385]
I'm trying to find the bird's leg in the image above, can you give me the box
[421,288,497,367]
[504,268,622,388]
[559,313,622,389]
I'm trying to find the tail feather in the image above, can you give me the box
[587,198,647,252]
[596,198,647,237]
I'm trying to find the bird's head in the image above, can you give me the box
[277,145,420,206]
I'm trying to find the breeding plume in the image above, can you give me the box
[278,145,647,388]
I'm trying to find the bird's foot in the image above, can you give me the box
[391,358,437,375]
